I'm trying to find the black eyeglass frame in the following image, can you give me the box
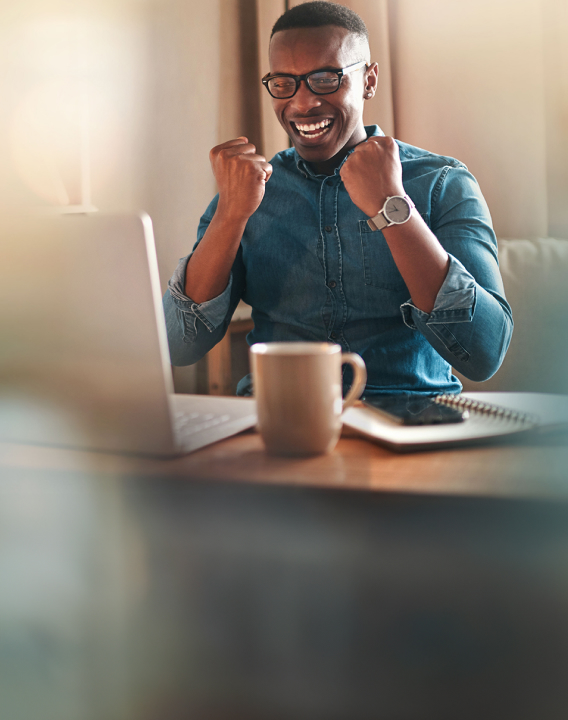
[262,60,368,99]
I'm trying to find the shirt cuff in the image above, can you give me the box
[400,254,476,329]
[167,254,232,332]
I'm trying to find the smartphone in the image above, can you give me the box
[361,394,468,425]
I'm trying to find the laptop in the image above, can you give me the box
[0,213,257,456]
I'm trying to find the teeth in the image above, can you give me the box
[298,128,329,138]
[295,118,332,132]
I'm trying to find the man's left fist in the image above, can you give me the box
[340,136,406,217]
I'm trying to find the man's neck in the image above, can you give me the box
[304,126,369,176]
[309,154,347,176]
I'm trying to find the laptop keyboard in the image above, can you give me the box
[169,394,257,453]
[173,410,232,439]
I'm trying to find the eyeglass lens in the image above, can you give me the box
[267,71,340,98]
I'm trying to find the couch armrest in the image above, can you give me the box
[456,238,568,393]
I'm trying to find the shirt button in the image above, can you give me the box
[328,280,337,289]
[330,332,338,340]
[325,225,332,233]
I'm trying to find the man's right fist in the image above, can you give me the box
[210,137,273,223]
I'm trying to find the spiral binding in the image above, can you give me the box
[434,394,541,426]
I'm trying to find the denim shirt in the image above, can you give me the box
[163,125,513,396]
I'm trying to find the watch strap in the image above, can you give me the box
[367,212,388,231]
[367,194,414,232]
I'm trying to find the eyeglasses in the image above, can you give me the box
[262,60,367,99]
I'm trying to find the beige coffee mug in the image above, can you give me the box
[250,342,367,456]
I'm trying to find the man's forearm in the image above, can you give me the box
[382,212,450,313]
[185,136,272,304]
[184,211,247,304]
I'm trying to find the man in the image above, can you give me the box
[164,1,512,396]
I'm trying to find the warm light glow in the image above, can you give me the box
[11,80,85,205]
[2,10,132,209]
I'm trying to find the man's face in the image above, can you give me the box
[268,25,371,167]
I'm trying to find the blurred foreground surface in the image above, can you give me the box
[2,467,568,720]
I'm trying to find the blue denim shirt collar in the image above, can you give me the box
[294,124,385,179]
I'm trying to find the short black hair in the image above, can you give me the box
[271,1,368,41]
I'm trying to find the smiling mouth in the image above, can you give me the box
[291,118,334,138]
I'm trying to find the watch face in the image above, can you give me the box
[384,196,411,224]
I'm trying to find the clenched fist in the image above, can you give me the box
[210,137,273,223]
[339,136,405,218]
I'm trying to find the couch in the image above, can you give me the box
[457,237,568,395]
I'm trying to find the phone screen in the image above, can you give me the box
[361,395,468,426]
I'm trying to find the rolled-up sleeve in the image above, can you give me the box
[167,253,233,334]
[163,196,246,366]
[400,166,513,382]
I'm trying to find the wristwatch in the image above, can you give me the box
[367,194,415,231]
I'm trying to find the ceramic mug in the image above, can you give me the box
[250,342,367,456]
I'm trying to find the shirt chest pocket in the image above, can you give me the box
[358,220,407,290]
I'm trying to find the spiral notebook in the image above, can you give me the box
[342,392,568,452]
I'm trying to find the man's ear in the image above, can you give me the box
[363,62,379,99]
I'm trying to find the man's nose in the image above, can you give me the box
[289,80,322,114]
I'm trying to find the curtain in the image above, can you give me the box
[2,0,566,279]
[252,0,567,241]
[389,0,552,239]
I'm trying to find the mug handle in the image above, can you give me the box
[341,353,367,412]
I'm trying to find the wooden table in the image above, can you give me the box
[2,427,568,719]
[2,424,567,500]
